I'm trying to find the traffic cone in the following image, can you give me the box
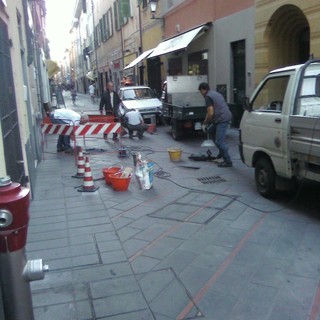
[77,156,99,192]
[72,147,85,178]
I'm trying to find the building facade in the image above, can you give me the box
[69,0,320,105]
[0,0,50,194]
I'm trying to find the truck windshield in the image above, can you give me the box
[252,76,290,112]
[123,88,156,100]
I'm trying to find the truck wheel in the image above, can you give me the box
[171,120,182,140]
[171,127,181,140]
[255,158,276,197]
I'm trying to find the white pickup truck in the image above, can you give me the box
[239,59,320,197]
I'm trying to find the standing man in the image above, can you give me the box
[198,82,233,167]
[99,81,121,141]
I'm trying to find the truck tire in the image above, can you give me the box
[255,157,276,198]
[171,120,182,140]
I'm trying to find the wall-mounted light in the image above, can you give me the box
[150,0,163,20]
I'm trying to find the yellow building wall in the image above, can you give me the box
[255,0,320,83]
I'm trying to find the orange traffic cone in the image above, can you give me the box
[72,147,85,178]
[77,156,99,192]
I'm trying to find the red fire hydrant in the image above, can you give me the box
[0,176,48,320]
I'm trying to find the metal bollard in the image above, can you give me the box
[0,176,49,320]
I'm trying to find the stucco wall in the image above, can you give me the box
[212,7,256,101]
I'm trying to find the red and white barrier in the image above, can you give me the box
[41,123,121,136]
[41,121,122,164]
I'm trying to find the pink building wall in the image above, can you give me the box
[164,0,254,38]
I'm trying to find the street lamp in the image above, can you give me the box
[150,0,163,20]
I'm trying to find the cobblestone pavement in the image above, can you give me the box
[27,91,320,320]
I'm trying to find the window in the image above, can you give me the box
[100,18,106,42]
[252,76,289,112]
[142,0,148,9]
[168,58,182,75]
[107,8,113,39]
[188,51,208,75]
[114,1,119,31]
[295,74,320,117]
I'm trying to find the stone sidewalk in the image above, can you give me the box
[27,92,320,320]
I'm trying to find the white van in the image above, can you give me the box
[239,59,320,197]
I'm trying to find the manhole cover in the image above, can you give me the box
[197,175,226,184]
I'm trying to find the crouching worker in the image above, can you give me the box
[50,109,89,153]
[124,109,148,139]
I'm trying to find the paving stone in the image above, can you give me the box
[93,291,147,318]
[153,249,198,274]
[143,236,183,259]
[32,285,75,307]
[33,302,78,320]
[90,275,139,298]
[123,238,149,257]
[117,226,143,241]
[148,276,199,319]
[100,250,128,264]
[27,237,69,251]
[113,216,135,230]
[134,223,173,242]
[97,239,123,253]
[179,264,216,296]
[198,288,238,320]
[72,262,133,282]
[72,253,100,267]
[251,257,292,288]
[98,309,155,320]
[95,231,119,242]
[67,216,111,228]
[131,255,160,274]
[227,282,277,320]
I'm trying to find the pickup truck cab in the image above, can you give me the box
[239,59,320,197]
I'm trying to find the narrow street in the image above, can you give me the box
[27,91,320,320]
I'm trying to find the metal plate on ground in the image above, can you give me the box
[149,191,234,224]
[197,175,226,184]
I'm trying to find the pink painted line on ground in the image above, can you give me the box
[176,212,267,320]
[309,281,320,320]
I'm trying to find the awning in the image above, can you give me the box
[86,71,95,81]
[148,25,209,58]
[123,48,154,70]
[46,60,60,78]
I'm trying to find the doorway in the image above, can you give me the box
[232,40,246,104]
[0,19,25,184]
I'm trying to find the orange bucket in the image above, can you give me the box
[102,166,122,185]
[109,172,132,191]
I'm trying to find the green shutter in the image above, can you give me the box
[119,0,130,24]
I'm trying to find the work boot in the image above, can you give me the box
[218,161,232,167]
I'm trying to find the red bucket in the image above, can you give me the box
[109,172,132,191]
[102,166,122,185]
